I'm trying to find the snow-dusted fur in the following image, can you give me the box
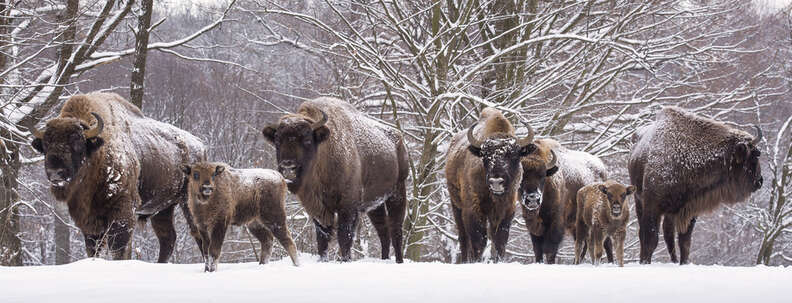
[629,106,763,264]
[518,139,563,264]
[445,108,532,263]
[574,180,634,267]
[182,162,299,272]
[31,92,206,262]
[262,97,408,263]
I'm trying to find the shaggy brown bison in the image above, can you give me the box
[31,92,205,262]
[574,180,635,267]
[181,162,299,271]
[262,97,408,263]
[629,106,763,264]
[518,139,563,264]
[445,108,535,263]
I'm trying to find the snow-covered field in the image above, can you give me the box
[2,253,790,303]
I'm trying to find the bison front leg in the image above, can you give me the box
[367,204,390,260]
[638,209,660,264]
[662,215,678,263]
[678,217,696,265]
[206,221,228,272]
[614,230,626,267]
[529,234,544,263]
[179,201,205,258]
[463,210,487,262]
[450,204,469,263]
[150,204,177,263]
[490,214,513,263]
[312,219,332,262]
[83,234,104,258]
[603,238,614,264]
[337,210,359,262]
[589,228,604,266]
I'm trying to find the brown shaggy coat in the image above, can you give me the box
[519,139,564,264]
[262,97,408,263]
[183,162,299,272]
[629,106,763,264]
[31,92,205,262]
[574,180,634,267]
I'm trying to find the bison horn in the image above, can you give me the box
[517,120,535,147]
[751,125,762,145]
[311,109,328,131]
[467,122,482,149]
[547,149,558,169]
[83,112,104,139]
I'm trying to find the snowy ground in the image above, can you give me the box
[2,253,790,303]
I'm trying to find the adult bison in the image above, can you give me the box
[445,108,534,263]
[31,92,206,262]
[262,97,408,263]
[518,139,563,264]
[629,106,763,264]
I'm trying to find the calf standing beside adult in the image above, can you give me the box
[262,97,409,263]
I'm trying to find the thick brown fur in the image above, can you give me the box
[518,139,563,264]
[31,92,205,262]
[183,162,299,272]
[629,106,763,264]
[445,108,532,263]
[262,97,408,263]
[574,180,634,267]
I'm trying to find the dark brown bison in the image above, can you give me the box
[629,106,763,264]
[31,92,206,262]
[181,162,299,271]
[518,139,562,264]
[573,180,635,267]
[445,108,534,263]
[262,97,408,263]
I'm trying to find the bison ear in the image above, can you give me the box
[214,165,225,176]
[626,185,636,196]
[31,138,44,153]
[546,166,559,177]
[86,137,104,155]
[734,143,748,164]
[262,125,277,144]
[180,164,191,175]
[467,145,482,158]
[598,184,608,195]
[313,126,330,144]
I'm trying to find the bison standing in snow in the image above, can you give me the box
[445,108,535,263]
[574,180,634,267]
[629,106,763,264]
[31,92,206,262]
[262,97,408,263]
[181,162,299,272]
[518,139,562,264]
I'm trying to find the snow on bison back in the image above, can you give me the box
[628,106,763,264]
[30,92,206,262]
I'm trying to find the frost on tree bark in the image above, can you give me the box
[130,0,153,108]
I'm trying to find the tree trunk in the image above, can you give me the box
[130,0,153,108]
[0,139,22,266]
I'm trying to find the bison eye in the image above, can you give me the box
[193,172,199,180]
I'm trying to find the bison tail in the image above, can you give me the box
[136,214,149,230]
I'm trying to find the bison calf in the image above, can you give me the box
[182,162,299,272]
[574,180,634,267]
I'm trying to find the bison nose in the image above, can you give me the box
[754,177,763,190]
[488,178,505,194]
[523,192,542,211]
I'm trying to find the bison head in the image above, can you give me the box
[31,113,105,197]
[733,126,763,192]
[467,122,534,196]
[261,110,329,190]
[598,181,635,217]
[181,163,225,201]
[519,147,558,214]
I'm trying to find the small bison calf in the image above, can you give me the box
[574,180,635,266]
[182,162,300,272]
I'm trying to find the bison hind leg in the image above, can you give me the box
[678,217,697,265]
[662,215,678,264]
[248,224,274,264]
[106,221,133,260]
[367,204,391,260]
[150,204,177,263]
[385,188,407,264]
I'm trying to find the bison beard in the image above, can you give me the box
[31,92,206,262]
[629,106,763,264]
[262,97,408,263]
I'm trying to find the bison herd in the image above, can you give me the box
[30,92,763,270]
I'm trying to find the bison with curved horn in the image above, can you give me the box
[445,108,535,263]
[629,106,763,264]
[262,97,408,263]
[31,92,206,262]
[518,138,563,264]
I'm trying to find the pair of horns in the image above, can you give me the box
[32,112,104,139]
[467,120,535,149]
